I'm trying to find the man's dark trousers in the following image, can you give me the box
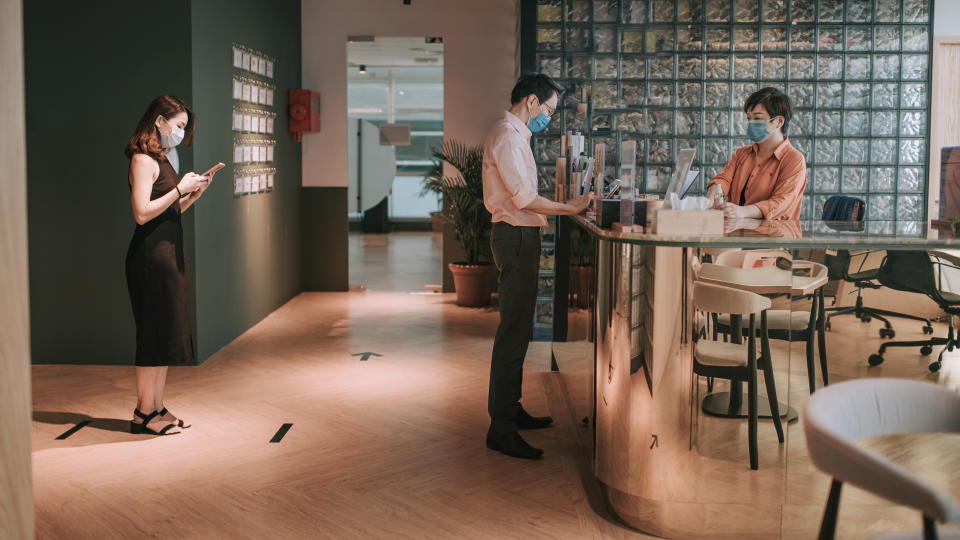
[488,221,541,435]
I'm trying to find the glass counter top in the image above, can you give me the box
[572,215,960,249]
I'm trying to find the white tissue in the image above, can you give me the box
[666,193,712,210]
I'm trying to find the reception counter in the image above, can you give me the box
[553,216,960,539]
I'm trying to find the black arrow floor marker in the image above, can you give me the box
[56,420,91,440]
[270,423,293,443]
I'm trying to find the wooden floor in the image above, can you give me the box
[348,231,442,292]
[29,234,960,538]
[31,232,650,539]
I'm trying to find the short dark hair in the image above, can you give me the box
[744,87,794,136]
[510,73,564,106]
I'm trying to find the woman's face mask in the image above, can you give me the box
[746,117,780,143]
[157,116,186,148]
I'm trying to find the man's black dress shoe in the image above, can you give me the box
[517,406,553,430]
[485,431,544,459]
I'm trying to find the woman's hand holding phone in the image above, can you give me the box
[177,173,207,195]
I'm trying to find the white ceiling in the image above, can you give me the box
[347,36,443,72]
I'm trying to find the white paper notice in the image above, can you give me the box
[250,85,259,104]
[234,145,243,163]
[267,174,274,189]
[235,175,243,194]
[244,176,252,193]
[241,52,250,71]
[267,117,274,134]
[241,83,251,102]
[266,145,274,161]
[266,61,274,78]
[233,80,242,100]
[259,174,267,191]
[258,59,266,76]
[259,116,267,133]
[233,112,243,131]
[243,114,252,132]
[243,145,252,163]
[266,89,274,106]
[233,47,242,68]
[252,146,260,162]
[259,88,268,105]
[251,55,259,73]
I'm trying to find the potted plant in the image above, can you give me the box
[423,140,496,307]
[421,160,445,233]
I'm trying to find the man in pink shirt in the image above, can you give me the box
[483,74,592,460]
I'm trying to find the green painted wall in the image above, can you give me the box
[25,0,303,364]
[189,0,302,360]
[24,0,194,364]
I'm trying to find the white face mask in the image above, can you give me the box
[160,125,185,149]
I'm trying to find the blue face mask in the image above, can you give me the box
[527,97,552,133]
[747,118,775,143]
[528,110,551,133]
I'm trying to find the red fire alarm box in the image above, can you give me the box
[289,89,321,142]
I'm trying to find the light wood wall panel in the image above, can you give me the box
[928,37,960,220]
[0,0,35,537]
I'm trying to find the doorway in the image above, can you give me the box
[346,36,444,292]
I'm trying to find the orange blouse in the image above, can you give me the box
[709,138,807,220]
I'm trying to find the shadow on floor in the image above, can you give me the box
[33,411,135,435]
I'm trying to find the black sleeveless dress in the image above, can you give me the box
[125,157,195,366]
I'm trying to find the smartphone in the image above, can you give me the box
[201,162,225,178]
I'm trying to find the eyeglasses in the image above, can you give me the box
[537,97,556,117]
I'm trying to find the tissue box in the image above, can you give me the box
[654,209,724,235]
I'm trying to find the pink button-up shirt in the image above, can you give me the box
[482,111,547,227]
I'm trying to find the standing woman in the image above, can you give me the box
[124,95,215,435]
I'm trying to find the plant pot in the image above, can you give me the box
[430,211,444,233]
[448,262,495,307]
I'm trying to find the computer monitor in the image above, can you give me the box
[678,169,699,199]
[664,147,697,199]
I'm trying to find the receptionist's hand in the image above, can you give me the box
[719,202,743,221]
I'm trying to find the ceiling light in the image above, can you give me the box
[398,90,405,95]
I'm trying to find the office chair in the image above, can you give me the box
[867,251,960,372]
[804,378,960,540]
[821,195,934,338]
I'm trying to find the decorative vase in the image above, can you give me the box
[448,262,496,307]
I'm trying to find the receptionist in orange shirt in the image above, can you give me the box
[707,87,807,221]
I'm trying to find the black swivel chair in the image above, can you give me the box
[867,251,960,372]
[821,195,935,338]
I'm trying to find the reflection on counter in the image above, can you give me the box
[551,215,960,539]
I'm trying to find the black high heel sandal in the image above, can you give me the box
[158,407,190,429]
[130,408,180,435]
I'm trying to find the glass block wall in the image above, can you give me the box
[531,0,933,226]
